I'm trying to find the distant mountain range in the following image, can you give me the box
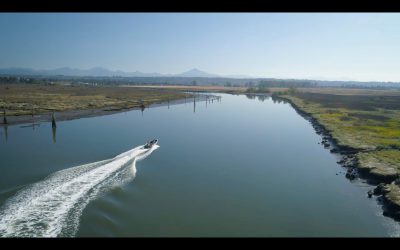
[2,67,398,86]
[175,68,219,78]
[0,67,253,78]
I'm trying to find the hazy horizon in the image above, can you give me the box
[2,65,400,83]
[1,13,400,82]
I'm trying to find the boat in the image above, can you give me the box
[144,139,158,149]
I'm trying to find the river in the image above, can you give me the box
[0,93,399,237]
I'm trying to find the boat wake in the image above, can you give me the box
[0,144,159,237]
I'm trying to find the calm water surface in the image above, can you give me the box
[0,93,399,237]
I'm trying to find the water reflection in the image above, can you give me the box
[1,93,222,143]
[20,123,40,130]
[52,125,57,143]
[245,94,270,102]
[243,93,291,104]
[140,104,145,116]
[245,94,256,100]
[51,113,57,128]
[193,96,196,113]
[270,94,288,104]
[2,125,8,142]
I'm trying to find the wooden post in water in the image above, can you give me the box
[52,125,57,143]
[140,102,145,116]
[51,112,57,128]
[3,125,8,142]
[193,96,195,113]
[3,108,7,125]
[31,105,35,127]
[168,98,170,109]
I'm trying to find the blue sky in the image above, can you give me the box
[0,13,400,81]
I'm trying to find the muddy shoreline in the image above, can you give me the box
[276,95,400,222]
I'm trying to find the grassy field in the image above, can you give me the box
[0,84,191,117]
[126,85,400,96]
[124,85,292,94]
[123,84,249,94]
[292,87,400,96]
[284,92,400,151]
[280,90,400,207]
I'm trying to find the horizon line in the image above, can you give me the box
[0,66,399,83]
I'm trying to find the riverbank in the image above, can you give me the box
[276,93,400,221]
[122,84,248,94]
[0,84,194,127]
[123,84,292,95]
[1,93,215,127]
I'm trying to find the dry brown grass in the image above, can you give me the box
[297,87,400,96]
[0,84,190,116]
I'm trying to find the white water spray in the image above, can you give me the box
[0,144,159,237]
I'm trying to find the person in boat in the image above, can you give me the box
[144,139,158,149]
